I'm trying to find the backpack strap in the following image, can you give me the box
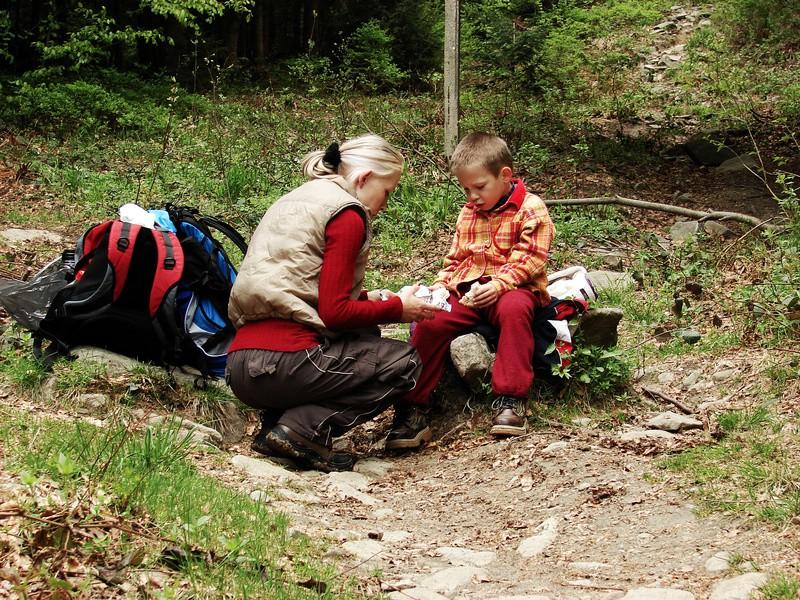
[107,220,142,302]
[149,228,184,317]
[199,215,248,255]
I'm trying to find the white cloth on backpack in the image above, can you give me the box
[546,266,597,302]
[119,203,156,229]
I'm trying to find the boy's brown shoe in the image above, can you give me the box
[385,405,432,450]
[490,396,527,436]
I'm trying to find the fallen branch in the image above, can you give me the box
[641,386,694,415]
[544,195,782,232]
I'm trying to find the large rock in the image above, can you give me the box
[148,415,224,447]
[714,154,758,174]
[670,220,700,243]
[684,131,738,166]
[587,271,636,293]
[0,228,64,244]
[436,546,497,567]
[645,411,703,432]
[576,308,623,347]
[418,566,487,596]
[708,573,768,600]
[517,517,559,558]
[449,333,494,390]
[622,589,694,600]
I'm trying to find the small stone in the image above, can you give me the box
[517,517,558,558]
[682,370,703,388]
[436,546,497,567]
[572,417,592,427]
[704,221,732,238]
[326,472,379,506]
[230,455,300,485]
[618,429,675,442]
[542,441,569,456]
[382,579,416,592]
[678,329,702,344]
[383,530,412,543]
[712,368,740,383]
[657,372,676,384]
[602,253,625,270]
[354,457,393,479]
[372,508,395,519]
[704,551,732,573]
[148,415,223,447]
[621,588,694,600]
[328,471,369,491]
[249,490,270,503]
[388,588,450,600]
[646,411,703,432]
[75,392,111,414]
[341,539,385,561]
[670,220,700,243]
[708,573,768,600]
[418,566,487,596]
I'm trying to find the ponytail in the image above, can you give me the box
[301,134,404,183]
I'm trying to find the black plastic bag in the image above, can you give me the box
[0,256,72,331]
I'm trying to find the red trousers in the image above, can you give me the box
[405,288,540,406]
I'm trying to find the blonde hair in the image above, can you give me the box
[301,134,404,183]
[449,132,513,175]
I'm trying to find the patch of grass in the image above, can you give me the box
[661,406,800,525]
[0,406,361,598]
[760,573,800,600]
[0,343,48,390]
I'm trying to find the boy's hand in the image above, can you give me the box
[398,285,443,322]
[472,283,499,308]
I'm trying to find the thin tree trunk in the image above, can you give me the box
[254,0,265,66]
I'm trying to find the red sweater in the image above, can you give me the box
[229,208,403,352]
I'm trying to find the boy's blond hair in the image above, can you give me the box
[449,132,513,175]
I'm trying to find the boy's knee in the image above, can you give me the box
[498,290,536,314]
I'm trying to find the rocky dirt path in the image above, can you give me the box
[199,348,799,600]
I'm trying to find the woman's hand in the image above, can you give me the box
[399,285,443,322]
[471,283,500,308]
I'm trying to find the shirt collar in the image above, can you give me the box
[467,177,527,212]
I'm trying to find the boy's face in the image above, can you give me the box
[455,164,513,212]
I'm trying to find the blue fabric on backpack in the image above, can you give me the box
[150,209,238,378]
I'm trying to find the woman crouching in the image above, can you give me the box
[226,134,439,472]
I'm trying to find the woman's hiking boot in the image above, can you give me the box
[265,424,354,472]
[251,410,281,456]
[385,405,432,450]
[489,395,527,436]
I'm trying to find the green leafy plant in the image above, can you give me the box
[552,344,632,402]
[339,20,407,92]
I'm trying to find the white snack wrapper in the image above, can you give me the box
[396,285,452,312]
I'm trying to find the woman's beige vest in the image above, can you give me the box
[228,177,371,335]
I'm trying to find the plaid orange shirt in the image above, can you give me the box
[433,179,554,301]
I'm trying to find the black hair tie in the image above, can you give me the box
[322,142,342,170]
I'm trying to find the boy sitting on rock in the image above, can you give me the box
[386,132,555,448]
